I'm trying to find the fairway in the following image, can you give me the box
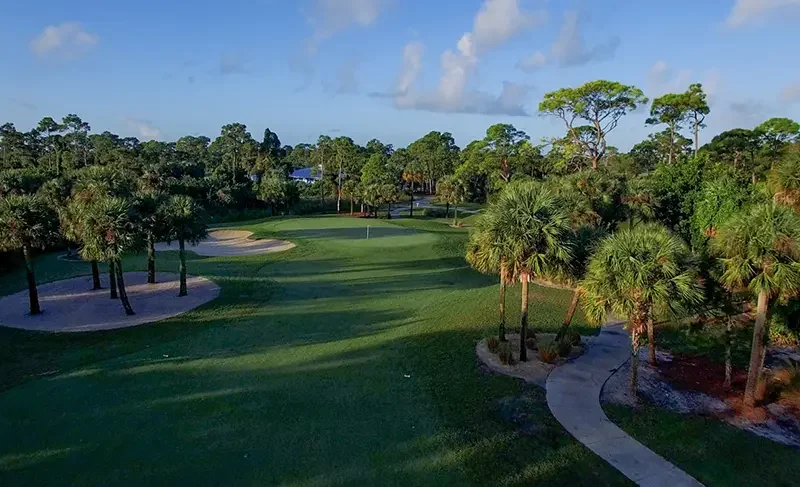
[0,216,626,486]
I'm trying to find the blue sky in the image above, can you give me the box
[2,0,800,150]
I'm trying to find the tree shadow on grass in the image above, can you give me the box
[0,327,630,487]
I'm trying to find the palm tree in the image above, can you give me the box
[77,195,143,315]
[488,182,573,361]
[160,195,208,296]
[436,176,468,226]
[134,190,167,284]
[467,210,513,342]
[65,165,135,296]
[623,175,655,229]
[341,179,359,215]
[379,183,400,220]
[768,153,800,212]
[713,203,800,407]
[582,223,702,401]
[0,195,60,315]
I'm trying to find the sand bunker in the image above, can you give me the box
[154,230,294,257]
[0,272,220,332]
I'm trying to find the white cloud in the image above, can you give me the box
[387,0,541,116]
[551,11,619,67]
[125,119,162,141]
[516,50,547,72]
[306,0,388,49]
[647,61,692,96]
[515,11,617,71]
[396,81,532,116]
[780,81,800,103]
[726,0,800,28]
[294,0,390,84]
[470,0,546,55]
[396,41,424,95]
[30,22,98,59]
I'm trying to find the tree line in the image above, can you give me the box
[1,78,799,389]
[465,81,800,411]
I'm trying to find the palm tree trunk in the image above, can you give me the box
[147,235,156,284]
[22,245,41,315]
[555,288,580,342]
[445,202,450,219]
[115,258,135,315]
[387,203,391,220]
[109,260,118,299]
[91,261,102,290]
[744,290,769,407]
[179,237,188,297]
[453,205,458,226]
[519,272,530,362]
[409,191,414,218]
[724,316,733,390]
[630,325,641,405]
[499,262,507,342]
[647,305,656,365]
[629,313,645,406]
[350,199,354,215]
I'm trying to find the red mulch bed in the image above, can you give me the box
[658,352,799,422]
[658,353,748,399]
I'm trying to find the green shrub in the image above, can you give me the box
[567,329,581,346]
[557,337,573,357]
[486,336,500,354]
[525,336,538,350]
[422,207,448,218]
[498,342,515,365]
[538,342,559,364]
[769,318,800,348]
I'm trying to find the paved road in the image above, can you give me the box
[390,196,482,218]
[546,323,705,487]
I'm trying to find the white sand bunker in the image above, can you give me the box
[0,272,220,332]
[155,230,294,257]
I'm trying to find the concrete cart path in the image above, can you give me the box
[546,323,705,487]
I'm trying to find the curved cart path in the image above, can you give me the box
[546,323,704,487]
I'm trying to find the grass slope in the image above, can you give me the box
[0,215,626,486]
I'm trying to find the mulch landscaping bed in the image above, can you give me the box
[658,351,799,422]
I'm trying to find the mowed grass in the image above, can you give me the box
[0,215,626,486]
[600,322,800,487]
[604,404,799,487]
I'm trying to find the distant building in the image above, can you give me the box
[289,167,321,184]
